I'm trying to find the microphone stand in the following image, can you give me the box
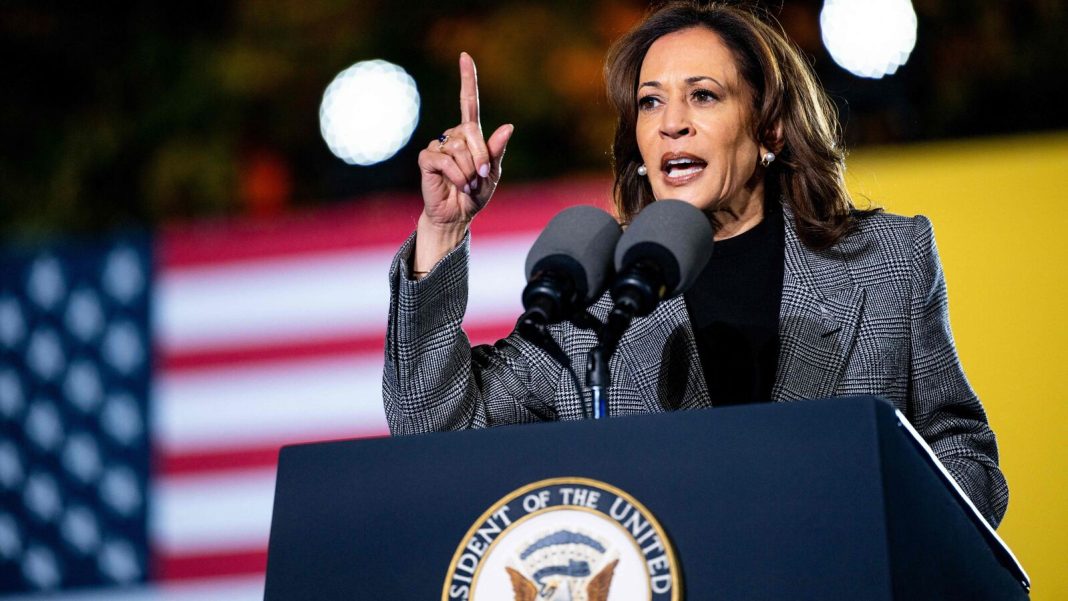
[585,295,642,419]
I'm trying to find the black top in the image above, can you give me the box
[684,201,785,405]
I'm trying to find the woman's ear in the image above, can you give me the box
[763,121,785,155]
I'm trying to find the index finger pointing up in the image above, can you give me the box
[459,52,481,126]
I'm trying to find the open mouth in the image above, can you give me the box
[661,155,707,181]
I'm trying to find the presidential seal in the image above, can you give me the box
[442,477,680,601]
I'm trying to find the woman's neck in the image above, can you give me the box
[712,185,765,241]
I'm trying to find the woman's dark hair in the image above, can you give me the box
[605,1,872,249]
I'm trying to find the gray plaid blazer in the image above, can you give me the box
[382,208,1008,527]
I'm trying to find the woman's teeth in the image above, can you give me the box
[663,157,706,178]
[669,165,703,177]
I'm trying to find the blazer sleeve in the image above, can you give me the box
[907,216,1009,527]
[382,231,563,436]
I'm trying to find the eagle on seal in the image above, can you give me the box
[505,559,618,601]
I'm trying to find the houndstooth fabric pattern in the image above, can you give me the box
[382,207,1008,527]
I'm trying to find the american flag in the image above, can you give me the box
[0,178,610,600]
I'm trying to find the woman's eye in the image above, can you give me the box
[692,89,718,103]
[637,95,660,110]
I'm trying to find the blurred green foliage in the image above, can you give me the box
[1,0,1065,238]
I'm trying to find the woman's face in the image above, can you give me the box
[635,27,763,214]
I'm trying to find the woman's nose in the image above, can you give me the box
[660,101,692,139]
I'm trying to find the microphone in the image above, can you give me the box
[610,199,714,318]
[519,205,622,330]
[587,200,713,419]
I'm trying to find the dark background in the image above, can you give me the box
[2,0,1065,239]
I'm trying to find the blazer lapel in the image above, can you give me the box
[613,294,712,413]
[772,211,867,401]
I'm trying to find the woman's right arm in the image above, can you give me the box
[385,53,559,436]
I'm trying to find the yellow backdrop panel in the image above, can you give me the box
[846,132,1068,599]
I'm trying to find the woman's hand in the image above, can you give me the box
[414,52,514,275]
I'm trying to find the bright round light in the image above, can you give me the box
[319,60,421,166]
[820,0,917,79]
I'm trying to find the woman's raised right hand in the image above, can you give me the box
[413,52,513,274]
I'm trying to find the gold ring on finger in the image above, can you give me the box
[437,133,449,151]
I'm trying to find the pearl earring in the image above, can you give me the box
[637,164,648,176]
[760,151,776,167]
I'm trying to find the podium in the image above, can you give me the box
[264,396,1028,600]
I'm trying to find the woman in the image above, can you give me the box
[382,2,1008,527]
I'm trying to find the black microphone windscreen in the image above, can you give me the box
[524,205,622,303]
[614,200,713,296]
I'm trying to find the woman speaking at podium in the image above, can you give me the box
[381,2,1008,527]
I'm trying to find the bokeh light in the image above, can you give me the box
[820,0,918,79]
[319,60,421,166]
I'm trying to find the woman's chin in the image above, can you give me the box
[652,190,716,213]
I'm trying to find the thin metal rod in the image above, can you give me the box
[591,386,608,419]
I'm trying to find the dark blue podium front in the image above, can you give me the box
[264,396,1027,600]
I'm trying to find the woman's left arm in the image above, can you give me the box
[907,215,1009,527]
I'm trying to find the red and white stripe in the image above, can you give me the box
[135,178,612,598]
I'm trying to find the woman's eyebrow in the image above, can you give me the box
[687,75,724,87]
[638,75,725,89]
